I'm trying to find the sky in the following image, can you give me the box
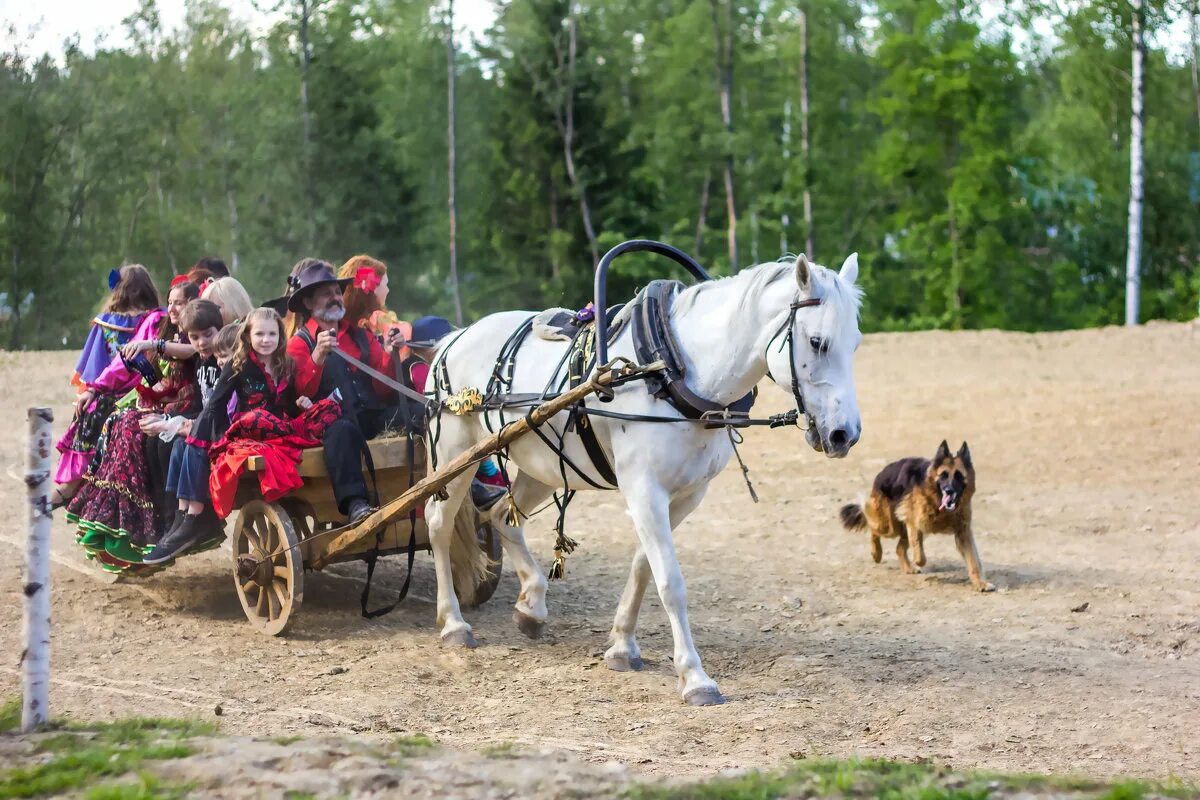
[0,0,500,59]
[1,0,1192,64]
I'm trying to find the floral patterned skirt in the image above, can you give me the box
[55,393,119,484]
[67,408,158,571]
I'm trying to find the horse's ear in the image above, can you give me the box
[839,252,859,285]
[957,441,972,469]
[794,253,811,290]
[934,439,951,463]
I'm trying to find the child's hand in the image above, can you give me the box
[139,412,167,435]
[296,396,313,411]
[179,419,193,436]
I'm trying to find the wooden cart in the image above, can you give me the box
[230,436,503,635]
[228,359,647,637]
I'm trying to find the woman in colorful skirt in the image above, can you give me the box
[67,278,203,573]
[53,265,162,510]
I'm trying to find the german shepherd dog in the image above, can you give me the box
[839,441,994,592]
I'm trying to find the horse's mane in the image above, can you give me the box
[672,258,862,320]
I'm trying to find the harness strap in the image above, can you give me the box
[765,297,823,421]
[631,280,756,425]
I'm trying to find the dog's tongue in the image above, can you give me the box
[939,491,952,511]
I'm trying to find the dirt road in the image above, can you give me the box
[0,325,1196,781]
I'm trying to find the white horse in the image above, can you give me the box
[422,253,863,705]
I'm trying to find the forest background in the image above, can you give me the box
[2,0,1198,349]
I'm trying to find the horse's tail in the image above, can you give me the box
[450,500,495,604]
[839,503,867,532]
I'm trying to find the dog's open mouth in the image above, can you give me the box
[939,490,959,512]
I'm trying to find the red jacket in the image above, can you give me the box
[287,318,396,401]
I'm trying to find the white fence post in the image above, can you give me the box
[22,407,53,732]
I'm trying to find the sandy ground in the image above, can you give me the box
[0,324,1197,783]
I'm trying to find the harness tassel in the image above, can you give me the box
[505,493,520,528]
[547,532,578,581]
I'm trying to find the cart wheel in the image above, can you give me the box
[233,500,303,636]
[460,517,504,608]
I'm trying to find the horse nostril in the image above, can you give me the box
[829,428,848,448]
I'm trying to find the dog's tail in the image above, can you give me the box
[839,503,867,532]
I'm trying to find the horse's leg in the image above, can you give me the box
[485,474,555,638]
[623,482,722,706]
[605,487,707,673]
[605,547,650,672]
[426,416,482,647]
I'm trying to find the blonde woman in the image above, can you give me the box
[201,277,253,325]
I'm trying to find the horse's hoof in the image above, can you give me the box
[441,628,479,648]
[683,687,726,707]
[512,609,545,640]
[604,653,645,672]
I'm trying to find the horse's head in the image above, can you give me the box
[764,253,863,458]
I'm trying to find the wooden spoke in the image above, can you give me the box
[271,580,288,610]
[232,500,303,636]
[267,585,281,620]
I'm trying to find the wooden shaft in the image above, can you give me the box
[310,368,618,568]
[23,408,53,732]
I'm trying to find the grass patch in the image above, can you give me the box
[481,740,520,759]
[0,716,212,799]
[392,733,435,757]
[625,758,1199,800]
[0,698,20,734]
[269,735,304,746]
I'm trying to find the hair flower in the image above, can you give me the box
[107,268,121,291]
[354,266,381,294]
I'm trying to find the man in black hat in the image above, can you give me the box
[285,259,409,522]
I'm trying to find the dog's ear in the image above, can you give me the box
[957,441,972,469]
[934,439,951,464]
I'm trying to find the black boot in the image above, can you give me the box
[160,509,185,541]
[346,498,372,524]
[470,479,508,513]
[194,507,226,550]
[143,514,204,565]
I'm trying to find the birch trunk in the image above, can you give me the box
[563,6,600,267]
[710,0,737,268]
[1125,0,1145,327]
[1189,0,1199,143]
[447,0,464,325]
[781,98,790,256]
[799,7,814,260]
[22,407,53,732]
[695,169,711,257]
[299,0,316,251]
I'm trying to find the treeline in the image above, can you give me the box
[2,0,1198,349]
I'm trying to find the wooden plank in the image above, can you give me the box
[309,362,638,569]
[246,436,426,477]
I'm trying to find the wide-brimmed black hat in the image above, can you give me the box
[286,261,350,314]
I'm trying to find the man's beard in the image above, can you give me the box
[314,303,345,323]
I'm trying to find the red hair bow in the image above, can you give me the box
[170,274,191,288]
[354,266,381,294]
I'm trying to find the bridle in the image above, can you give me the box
[765,296,823,427]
